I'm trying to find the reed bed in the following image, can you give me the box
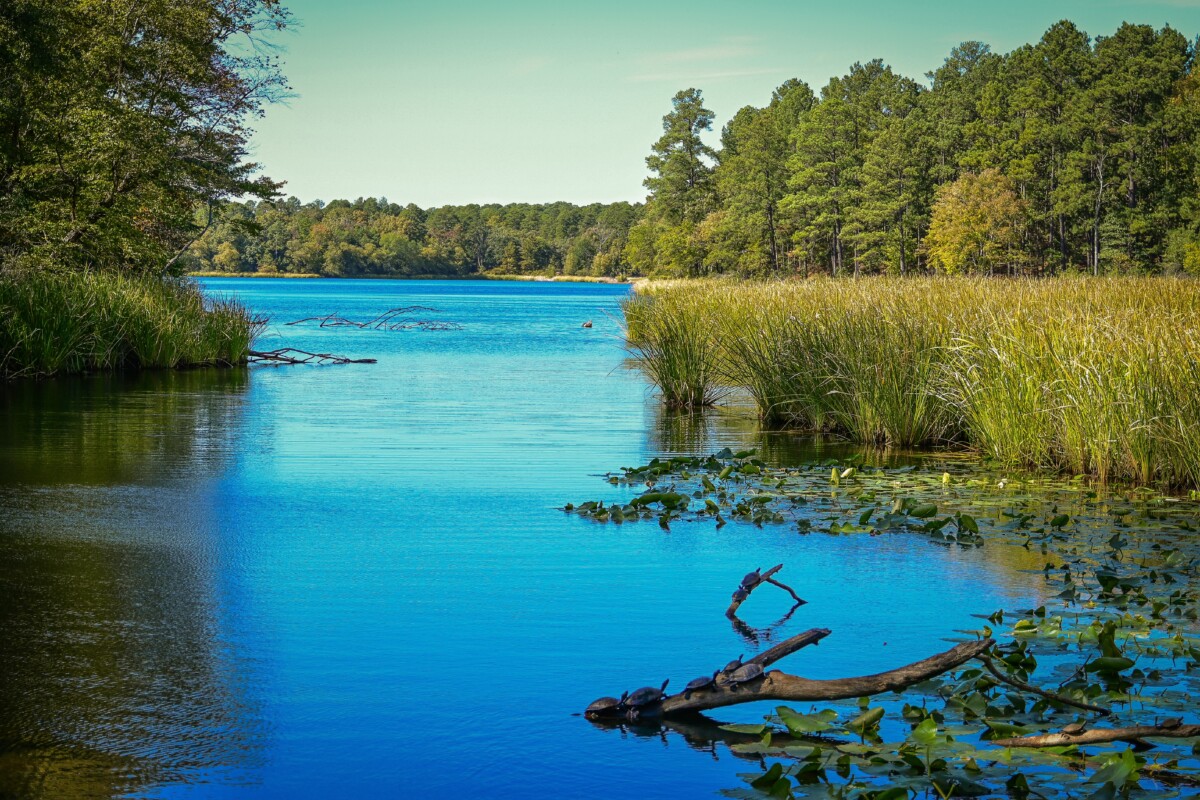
[624,277,1200,488]
[0,269,256,378]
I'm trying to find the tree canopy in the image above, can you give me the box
[0,0,290,273]
[185,18,1200,279]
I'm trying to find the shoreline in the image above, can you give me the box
[189,272,634,285]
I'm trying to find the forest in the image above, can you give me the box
[188,20,1200,278]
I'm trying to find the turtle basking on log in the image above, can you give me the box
[722,662,765,689]
[585,692,627,720]
[584,628,999,720]
[624,679,670,720]
[683,671,720,699]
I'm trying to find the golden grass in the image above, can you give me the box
[625,277,1200,487]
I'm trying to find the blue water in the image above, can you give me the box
[0,279,1045,799]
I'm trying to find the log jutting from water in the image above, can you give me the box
[725,563,805,618]
[990,722,1200,749]
[660,633,992,715]
[586,626,995,719]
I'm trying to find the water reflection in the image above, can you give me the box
[0,369,248,487]
[645,403,927,468]
[0,369,262,799]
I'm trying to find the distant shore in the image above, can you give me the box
[188,272,632,285]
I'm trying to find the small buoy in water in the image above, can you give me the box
[582,320,593,328]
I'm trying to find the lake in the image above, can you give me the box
[0,279,1048,799]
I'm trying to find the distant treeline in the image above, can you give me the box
[191,19,1200,278]
[184,199,643,278]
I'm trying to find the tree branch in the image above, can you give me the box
[990,723,1200,749]
[659,636,993,716]
[976,654,1112,716]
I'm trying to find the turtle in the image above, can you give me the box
[585,691,627,719]
[1061,721,1087,735]
[724,662,765,690]
[730,587,749,603]
[684,671,720,699]
[625,679,670,719]
[1160,717,1183,730]
[740,568,763,590]
[722,654,745,673]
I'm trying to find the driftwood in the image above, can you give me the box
[284,308,461,331]
[990,722,1200,749]
[661,635,993,715]
[248,348,377,365]
[587,625,994,720]
[726,564,806,618]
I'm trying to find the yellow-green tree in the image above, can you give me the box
[926,169,1025,274]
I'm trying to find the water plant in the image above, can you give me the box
[624,278,1200,488]
[0,270,256,378]
[568,449,1200,797]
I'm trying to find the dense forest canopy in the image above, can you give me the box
[0,0,290,273]
[188,19,1200,278]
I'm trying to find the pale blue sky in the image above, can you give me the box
[251,1,1200,206]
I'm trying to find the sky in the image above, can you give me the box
[249,0,1200,207]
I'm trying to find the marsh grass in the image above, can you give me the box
[626,277,1200,487]
[0,270,256,378]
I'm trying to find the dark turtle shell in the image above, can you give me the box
[740,569,762,588]
[626,679,670,708]
[722,654,745,673]
[725,662,765,685]
[684,671,719,695]
[585,694,626,718]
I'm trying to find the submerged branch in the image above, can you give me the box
[248,348,377,365]
[283,307,460,331]
[976,654,1112,716]
[990,722,1200,749]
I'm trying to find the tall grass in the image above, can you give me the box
[0,269,256,379]
[625,277,1200,488]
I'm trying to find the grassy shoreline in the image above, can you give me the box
[625,277,1200,489]
[0,270,255,379]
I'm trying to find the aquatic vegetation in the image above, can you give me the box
[0,270,256,378]
[624,278,1200,488]
[567,449,1200,797]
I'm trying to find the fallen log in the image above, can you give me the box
[990,722,1199,749]
[661,636,994,715]
[587,627,995,719]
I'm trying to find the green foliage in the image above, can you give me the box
[641,21,1200,276]
[186,198,643,278]
[0,0,290,274]
[0,270,255,377]
[628,278,1200,486]
[569,449,1200,798]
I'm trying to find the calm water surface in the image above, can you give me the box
[0,280,1047,799]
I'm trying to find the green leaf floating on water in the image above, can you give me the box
[776,707,837,735]
[846,706,885,733]
[909,717,939,746]
[909,502,938,519]
[565,449,1200,797]
[1085,656,1135,674]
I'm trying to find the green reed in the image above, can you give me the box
[0,269,256,378]
[625,277,1200,487]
